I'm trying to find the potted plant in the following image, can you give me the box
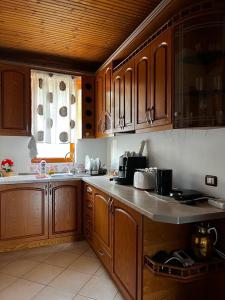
[1,159,14,176]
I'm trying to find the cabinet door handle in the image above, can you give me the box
[109,199,114,214]
[97,249,104,256]
[146,109,150,124]
[45,185,48,196]
[119,116,123,129]
[49,183,52,196]
[87,203,93,209]
[86,186,92,194]
[122,115,125,130]
[149,106,154,124]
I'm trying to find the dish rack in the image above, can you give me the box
[144,255,225,282]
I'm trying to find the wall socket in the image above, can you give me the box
[205,175,218,187]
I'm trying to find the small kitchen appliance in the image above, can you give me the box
[133,168,157,190]
[116,156,147,185]
[85,155,101,175]
[156,169,173,196]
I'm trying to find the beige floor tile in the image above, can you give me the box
[49,269,91,294]
[0,251,24,268]
[23,262,64,285]
[33,286,74,300]
[44,251,80,268]
[0,273,17,291]
[0,258,39,277]
[22,248,54,262]
[114,292,125,300]
[94,266,110,279]
[62,241,89,255]
[79,276,117,300]
[0,278,44,300]
[73,295,94,300]
[83,248,97,258]
[69,255,100,275]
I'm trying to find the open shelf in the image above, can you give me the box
[144,255,225,283]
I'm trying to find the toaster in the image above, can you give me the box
[133,168,157,190]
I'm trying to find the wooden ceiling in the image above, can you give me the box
[0,0,162,71]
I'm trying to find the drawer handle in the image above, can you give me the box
[86,186,93,194]
[97,249,104,256]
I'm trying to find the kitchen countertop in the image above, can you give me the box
[1,174,225,224]
[82,176,225,224]
[0,174,89,185]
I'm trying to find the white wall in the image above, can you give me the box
[0,136,108,173]
[106,128,225,198]
[76,138,107,166]
[0,136,31,173]
[1,129,225,199]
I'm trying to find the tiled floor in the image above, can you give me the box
[0,241,124,300]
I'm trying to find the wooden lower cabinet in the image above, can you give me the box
[83,183,142,300]
[49,180,82,238]
[0,183,48,241]
[112,199,142,300]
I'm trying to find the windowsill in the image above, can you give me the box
[31,158,73,163]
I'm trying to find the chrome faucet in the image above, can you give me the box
[64,151,76,174]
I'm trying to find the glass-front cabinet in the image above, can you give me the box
[174,15,225,128]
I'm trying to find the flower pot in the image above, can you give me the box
[4,171,14,177]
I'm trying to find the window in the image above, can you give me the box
[31,70,81,162]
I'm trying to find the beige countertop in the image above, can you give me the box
[0,174,88,185]
[82,176,225,224]
[1,174,225,224]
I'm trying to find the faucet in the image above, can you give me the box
[64,151,76,174]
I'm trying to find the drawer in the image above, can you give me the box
[83,184,94,201]
[83,197,93,212]
[93,236,112,272]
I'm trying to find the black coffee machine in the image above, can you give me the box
[116,156,147,185]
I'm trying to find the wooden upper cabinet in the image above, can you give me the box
[49,181,81,237]
[95,70,105,137]
[113,59,135,132]
[95,65,112,137]
[150,29,172,127]
[112,199,142,300]
[0,183,48,241]
[0,63,31,136]
[112,71,123,132]
[104,66,112,133]
[134,46,151,130]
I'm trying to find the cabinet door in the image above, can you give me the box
[83,184,94,244]
[135,46,151,130]
[112,71,123,132]
[0,183,48,241]
[150,29,172,127]
[95,71,105,137]
[123,59,135,131]
[0,63,31,136]
[104,66,112,133]
[112,199,142,300]
[93,189,112,254]
[50,181,81,237]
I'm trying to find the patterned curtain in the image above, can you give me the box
[31,70,79,144]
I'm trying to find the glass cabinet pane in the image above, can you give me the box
[174,15,225,128]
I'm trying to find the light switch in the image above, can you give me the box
[205,175,217,187]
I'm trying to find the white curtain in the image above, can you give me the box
[31,70,79,144]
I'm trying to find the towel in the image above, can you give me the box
[28,135,38,159]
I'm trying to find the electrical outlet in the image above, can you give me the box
[205,175,217,187]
